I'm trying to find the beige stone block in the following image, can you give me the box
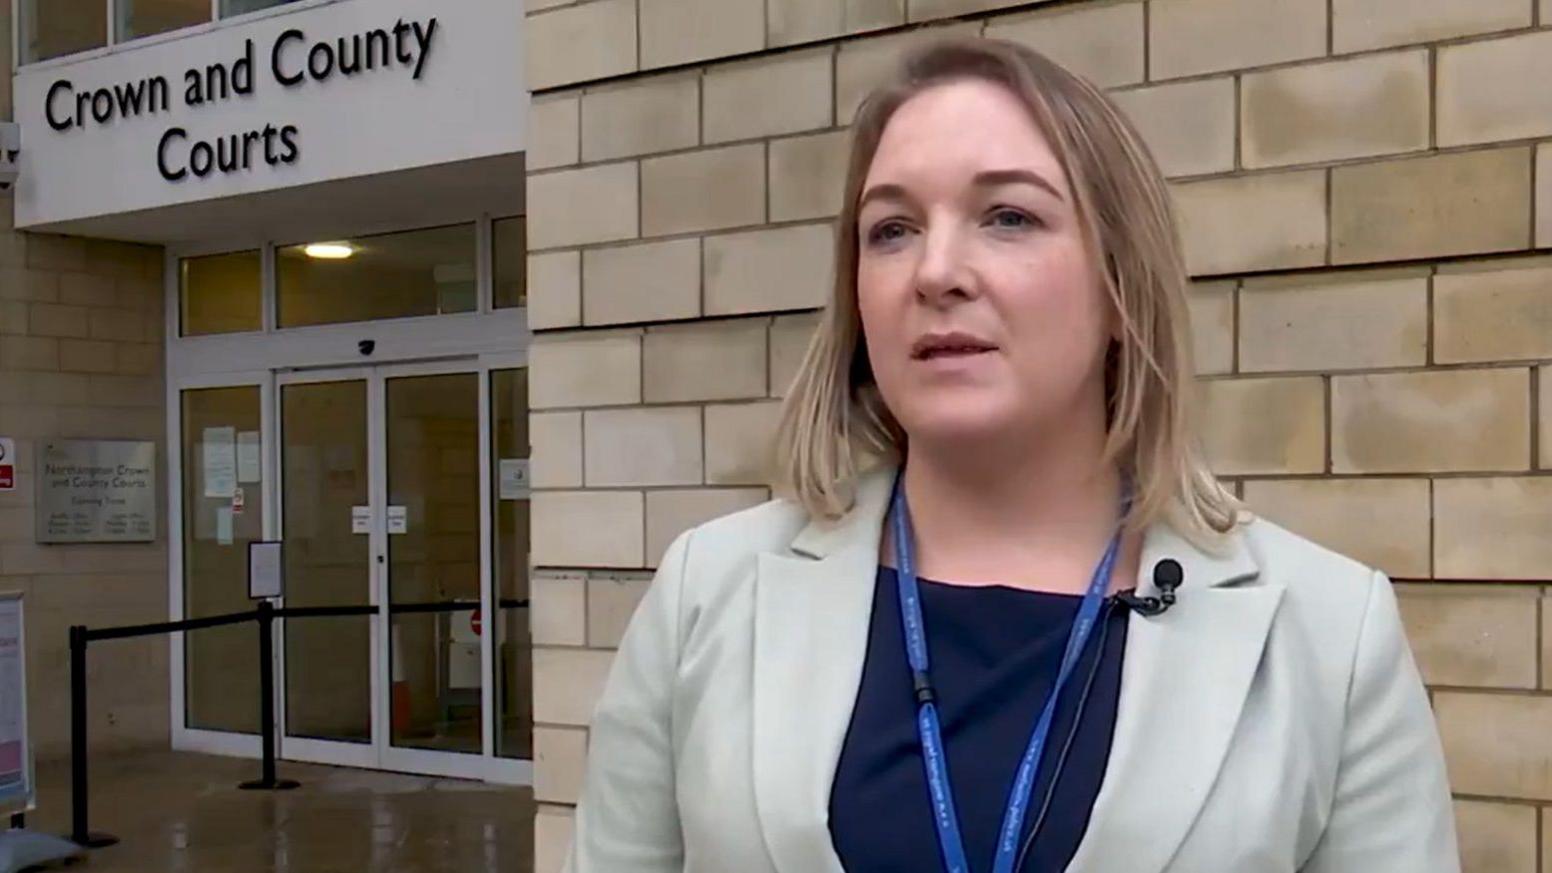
[705,224,834,316]
[530,331,641,409]
[58,272,118,308]
[1543,588,1551,688]
[1333,369,1529,474]
[1541,365,1550,470]
[531,411,583,489]
[1436,264,1552,364]
[640,0,763,68]
[0,269,57,303]
[586,573,652,648]
[533,648,616,726]
[24,235,86,272]
[535,806,575,873]
[1109,78,1235,179]
[1331,148,1532,265]
[705,49,833,144]
[1537,144,1551,249]
[0,336,57,371]
[1454,800,1537,873]
[644,320,768,402]
[534,727,589,804]
[835,22,981,123]
[1435,477,1552,580]
[1172,171,1327,276]
[705,401,783,485]
[528,251,582,330]
[1439,31,1552,148]
[1395,584,1539,688]
[527,0,636,91]
[645,487,768,567]
[1333,0,1530,53]
[642,145,766,237]
[770,311,822,397]
[985,0,1145,89]
[584,406,703,486]
[25,303,86,339]
[529,94,580,171]
[529,163,640,250]
[531,572,587,646]
[0,301,25,335]
[532,490,644,568]
[580,74,699,163]
[768,0,904,47]
[1200,377,1326,475]
[1239,270,1428,372]
[1149,0,1327,81]
[1436,692,1552,800]
[88,308,144,342]
[583,239,701,326]
[1242,50,1429,170]
[1244,478,1429,579]
[908,0,1033,21]
[770,131,850,222]
[1545,803,1552,873]
[1188,281,1234,376]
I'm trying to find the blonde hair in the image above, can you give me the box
[772,35,1241,541]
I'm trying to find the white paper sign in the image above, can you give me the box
[498,458,530,501]
[387,505,408,535]
[216,506,234,545]
[202,426,237,498]
[0,592,31,815]
[248,541,283,599]
[351,505,371,535]
[237,431,262,483]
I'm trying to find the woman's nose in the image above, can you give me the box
[913,224,977,306]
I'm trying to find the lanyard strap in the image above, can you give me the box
[890,474,1125,873]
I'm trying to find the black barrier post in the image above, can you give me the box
[239,601,299,791]
[68,625,118,849]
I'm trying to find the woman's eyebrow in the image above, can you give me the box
[858,183,909,211]
[974,168,1066,202]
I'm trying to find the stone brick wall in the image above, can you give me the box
[0,0,170,762]
[523,2,1552,870]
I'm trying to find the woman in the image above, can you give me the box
[564,37,1458,873]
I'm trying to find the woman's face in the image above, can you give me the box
[856,78,1112,451]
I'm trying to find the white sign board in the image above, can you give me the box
[248,541,283,600]
[498,458,529,501]
[14,0,524,229]
[37,440,157,543]
[0,592,33,816]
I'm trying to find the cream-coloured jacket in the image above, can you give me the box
[565,466,1459,873]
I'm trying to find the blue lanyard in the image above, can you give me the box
[889,474,1125,873]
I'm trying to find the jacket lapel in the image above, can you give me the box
[1067,520,1285,873]
[751,468,895,873]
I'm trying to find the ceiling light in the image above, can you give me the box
[303,242,354,259]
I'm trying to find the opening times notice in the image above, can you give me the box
[37,441,157,544]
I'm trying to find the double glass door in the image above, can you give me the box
[273,363,529,779]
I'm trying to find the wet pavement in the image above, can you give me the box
[19,751,533,872]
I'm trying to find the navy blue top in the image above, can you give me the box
[829,566,1129,873]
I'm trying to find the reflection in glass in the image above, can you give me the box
[20,0,107,63]
[493,216,527,310]
[117,0,210,41]
[181,250,262,336]
[221,0,303,17]
[282,381,372,743]
[387,373,482,754]
[491,369,532,759]
[277,225,477,328]
[182,387,263,734]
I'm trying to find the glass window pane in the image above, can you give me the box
[117,0,210,42]
[221,0,303,17]
[21,0,107,64]
[277,224,477,328]
[493,216,527,310]
[387,373,482,754]
[181,250,261,336]
[282,380,372,744]
[181,386,264,735]
[491,368,531,759]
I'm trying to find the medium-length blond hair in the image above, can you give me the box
[772,35,1240,540]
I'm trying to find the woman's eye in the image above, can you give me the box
[866,220,910,246]
[988,208,1036,230]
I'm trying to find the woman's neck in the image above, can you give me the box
[887,428,1138,595]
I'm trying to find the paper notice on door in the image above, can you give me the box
[387,505,407,535]
[237,431,262,483]
[202,426,237,498]
[351,505,371,535]
[216,506,234,545]
[498,459,530,501]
